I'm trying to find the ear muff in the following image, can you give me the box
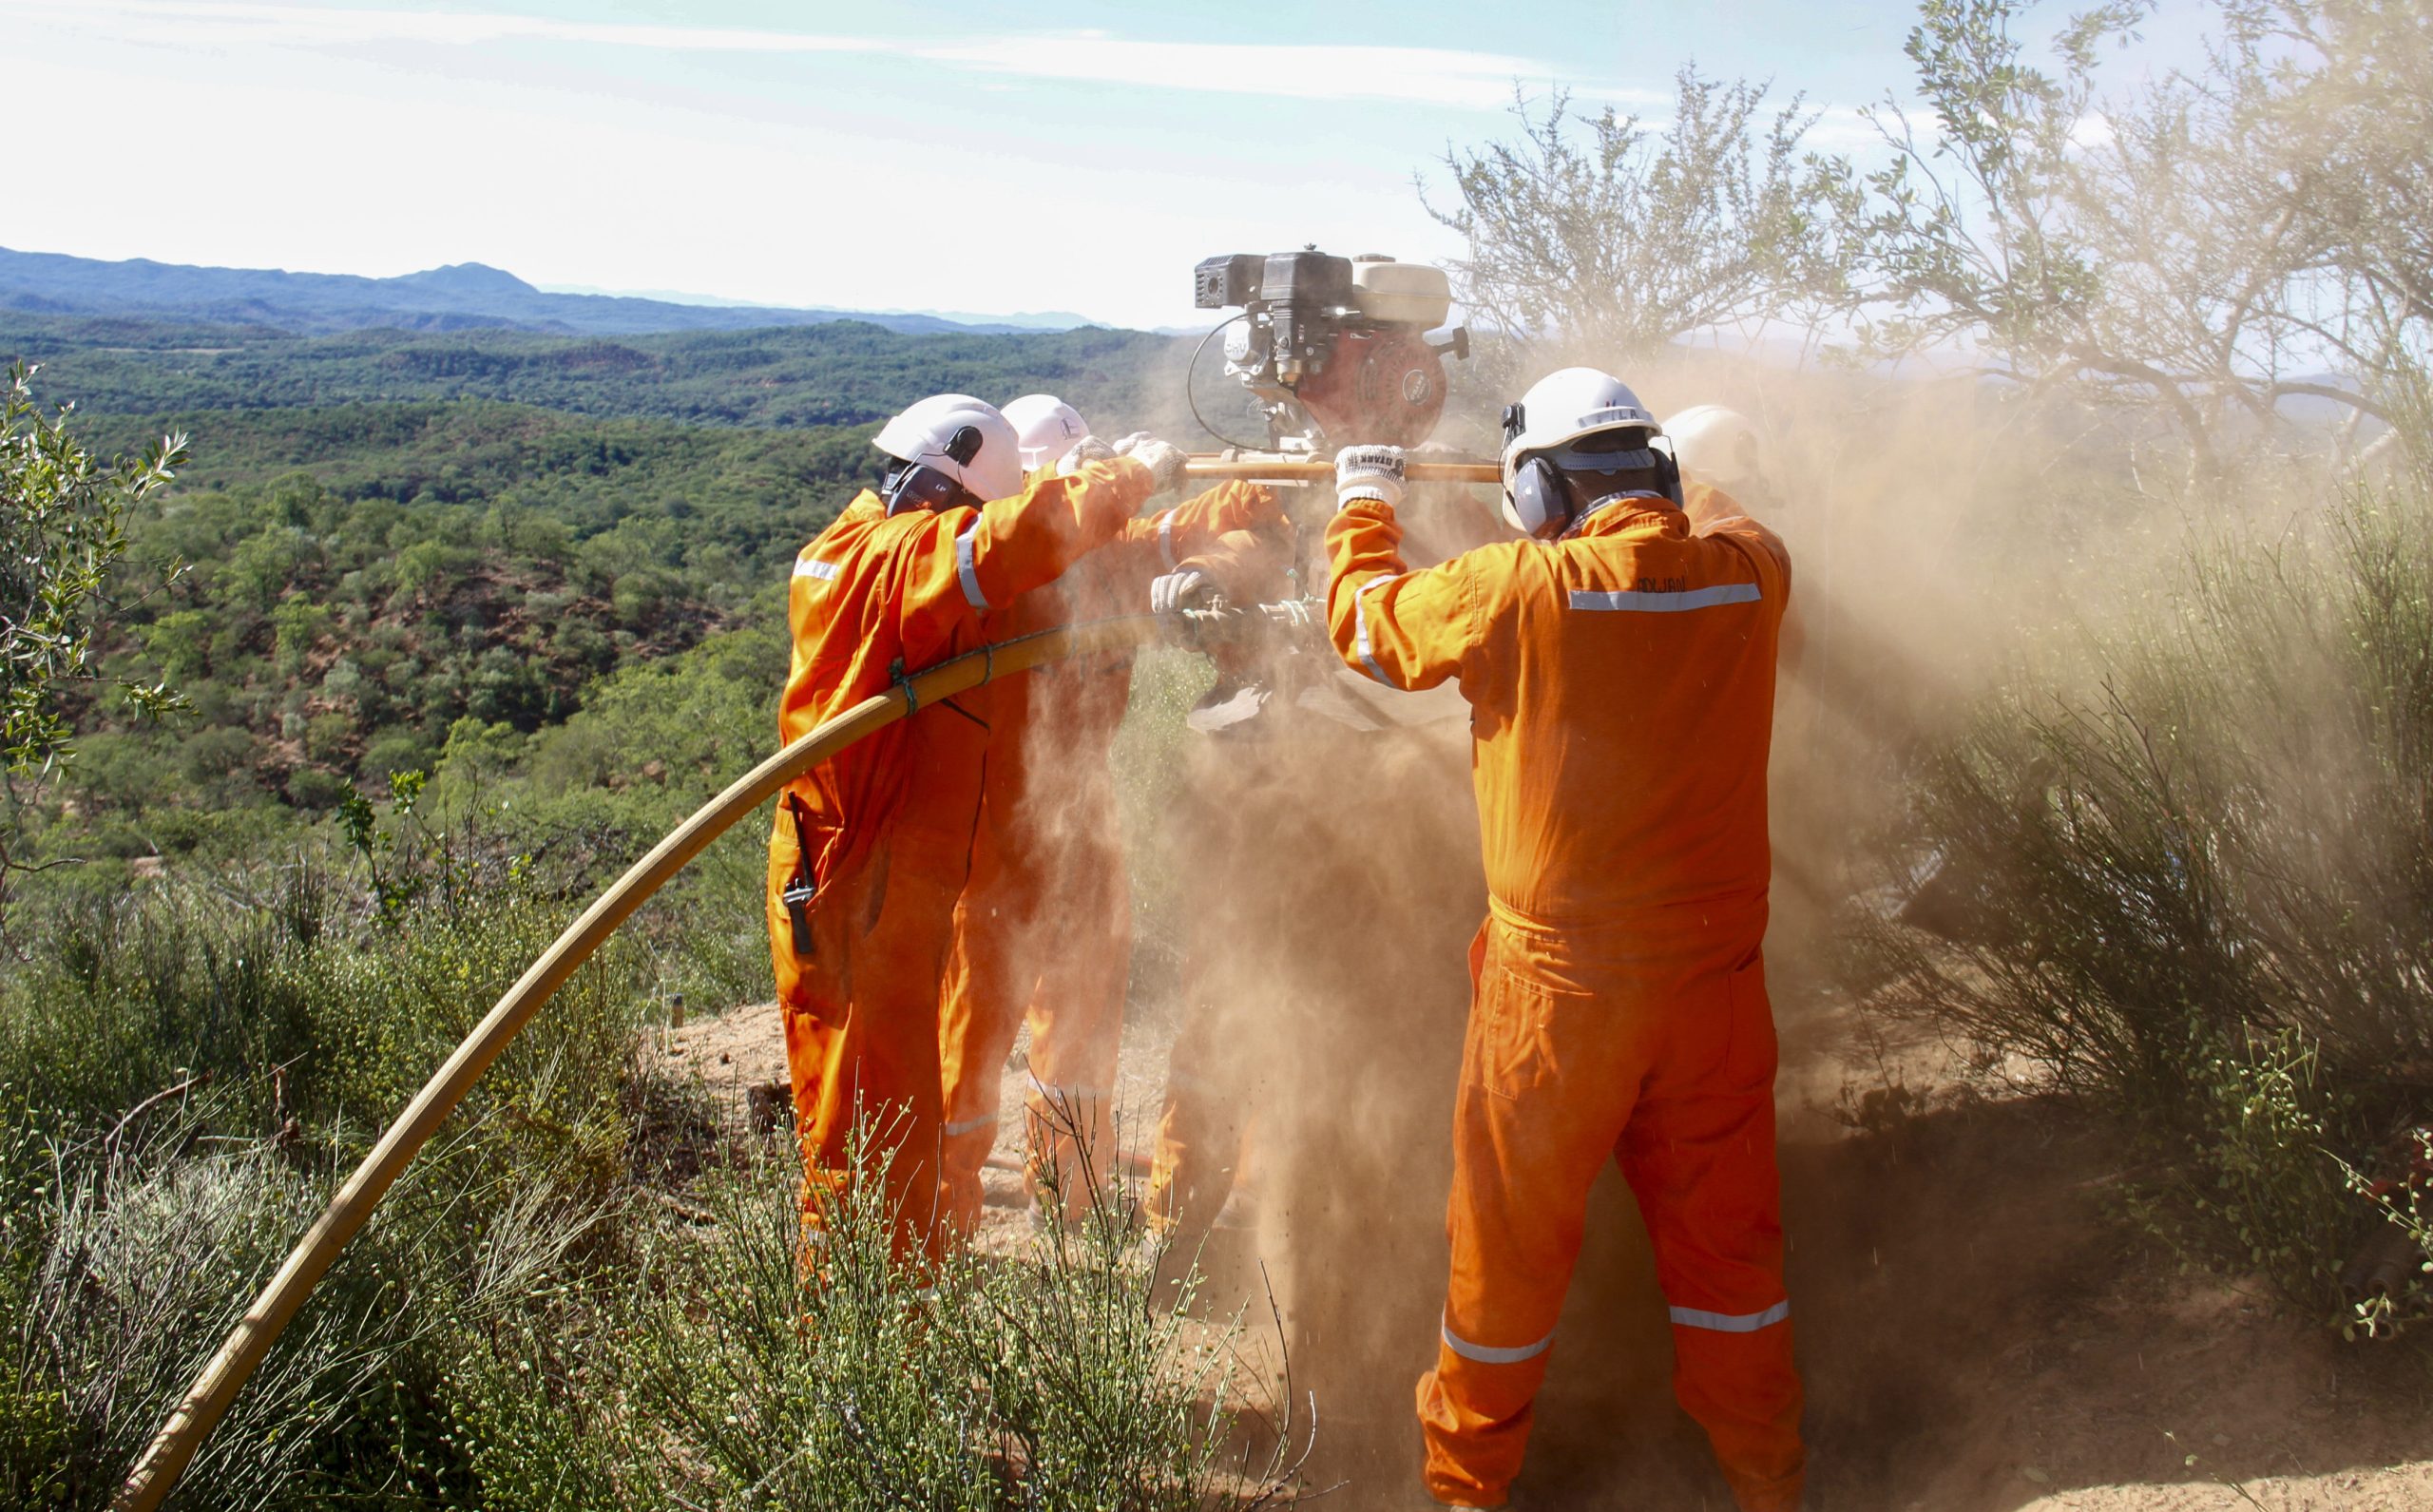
[1654,440,1684,507]
[1509,455,1568,539]
[882,461,976,516]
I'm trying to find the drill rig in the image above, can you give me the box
[1173,249,1499,677]
[1187,248,1483,465]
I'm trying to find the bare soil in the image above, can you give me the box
[657,987,2433,1510]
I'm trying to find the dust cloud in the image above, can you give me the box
[974,344,2322,1509]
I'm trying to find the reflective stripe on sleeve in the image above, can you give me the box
[1667,1299,1791,1333]
[1440,1314,1556,1366]
[1569,583,1761,613]
[942,1114,996,1139]
[793,558,840,582]
[1027,1081,1109,1102]
[955,518,989,610]
[1158,509,1178,570]
[1353,574,1401,687]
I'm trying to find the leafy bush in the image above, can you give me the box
[450,1130,1304,1511]
[1863,471,2433,1321]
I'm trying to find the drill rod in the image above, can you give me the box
[1182,457,1500,485]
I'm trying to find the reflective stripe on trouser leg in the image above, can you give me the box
[1440,1315,1555,1366]
[1421,940,1633,1510]
[1669,1300,1791,1332]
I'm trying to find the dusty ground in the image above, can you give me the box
[658,989,2433,1511]
[656,996,1178,1253]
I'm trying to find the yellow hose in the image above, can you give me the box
[113,614,1164,1512]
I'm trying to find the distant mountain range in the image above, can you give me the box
[0,247,1102,338]
[534,281,1101,332]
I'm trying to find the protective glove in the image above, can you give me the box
[1149,568,1213,617]
[1334,445,1407,509]
[1112,432,1189,497]
[1053,435,1117,476]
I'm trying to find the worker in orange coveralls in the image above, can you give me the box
[766,391,1188,1258]
[1323,367,1805,1511]
[936,393,1281,1234]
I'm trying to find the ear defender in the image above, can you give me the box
[1512,455,1567,539]
[1655,442,1684,507]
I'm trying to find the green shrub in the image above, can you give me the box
[1864,474,2433,1321]
[2,1112,411,1509]
[451,1129,1305,1511]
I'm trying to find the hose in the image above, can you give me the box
[112,613,1166,1512]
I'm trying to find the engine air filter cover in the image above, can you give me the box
[1350,258,1453,327]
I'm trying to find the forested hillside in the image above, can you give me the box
[0,311,1226,899]
[4,312,1188,429]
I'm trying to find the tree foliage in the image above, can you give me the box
[1423,70,1857,372]
[1851,0,2431,473]
[0,364,186,918]
[1429,2,2431,478]
[1,365,186,775]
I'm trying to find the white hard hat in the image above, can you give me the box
[1498,367,1670,537]
[872,393,1024,506]
[1001,393,1090,472]
[1666,405,1768,495]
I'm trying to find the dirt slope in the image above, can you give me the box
[659,992,2433,1510]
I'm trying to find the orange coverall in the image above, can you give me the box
[937,482,1278,1232]
[1324,484,1803,1511]
[766,457,1157,1256]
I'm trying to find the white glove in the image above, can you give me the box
[1053,435,1117,476]
[1149,568,1212,617]
[1113,433,1188,497]
[1334,445,1407,509]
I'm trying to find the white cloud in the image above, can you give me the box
[2068,111,2117,152]
[21,1,1569,109]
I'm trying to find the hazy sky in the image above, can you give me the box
[5,1,2205,329]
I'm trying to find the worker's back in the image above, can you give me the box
[1446,498,1789,938]
[778,492,997,887]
